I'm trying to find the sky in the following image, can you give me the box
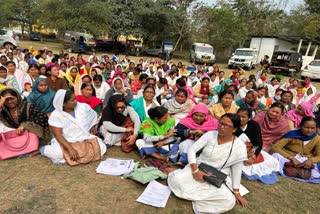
[200,0,305,12]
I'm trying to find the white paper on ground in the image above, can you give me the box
[239,184,250,196]
[96,158,135,176]
[136,180,171,208]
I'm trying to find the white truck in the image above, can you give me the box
[228,48,258,70]
[190,43,216,65]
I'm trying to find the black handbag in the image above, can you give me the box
[198,137,235,188]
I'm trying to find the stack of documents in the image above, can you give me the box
[96,158,135,176]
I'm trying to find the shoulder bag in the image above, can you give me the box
[198,137,235,188]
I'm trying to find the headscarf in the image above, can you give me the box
[65,66,80,87]
[285,102,314,128]
[254,110,290,152]
[27,78,55,113]
[107,65,125,85]
[82,66,92,75]
[212,79,233,95]
[100,94,127,127]
[53,89,67,112]
[238,91,259,110]
[179,104,218,131]
[0,66,13,85]
[111,77,125,93]
[300,86,316,104]
[53,89,97,132]
[0,88,25,128]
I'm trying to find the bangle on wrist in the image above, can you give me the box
[233,191,240,194]
[192,168,199,174]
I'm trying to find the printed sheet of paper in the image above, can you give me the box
[96,158,135,176]
[294,153,308,163]
[136,180,171,208]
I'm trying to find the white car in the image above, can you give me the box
[0,28,19,48]
[190,43,216,65]
[301,60,320,80]
[228,48,258,70]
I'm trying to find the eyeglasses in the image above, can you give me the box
[218,121,233,129]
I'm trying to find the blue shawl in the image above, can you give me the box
[282,129,317,141]
[27,78,55,113]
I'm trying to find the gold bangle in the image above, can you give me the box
[192,168,199,174]
[233,191,240,194]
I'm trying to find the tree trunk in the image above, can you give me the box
[29,23,32,36]
[174,36,182,51]
[21,23,25,40]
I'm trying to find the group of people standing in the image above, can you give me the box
[1,46,320,213]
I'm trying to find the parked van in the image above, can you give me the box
[190,43,216,65]
[228,48,258,70]
[63,31,95,49]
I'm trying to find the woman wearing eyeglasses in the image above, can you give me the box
[99,94,141,148]
[168,113,248,213]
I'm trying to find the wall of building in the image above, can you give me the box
[274,39,295,52]
[250,37,276,62]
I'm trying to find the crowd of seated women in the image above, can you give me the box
[1,47,320,213]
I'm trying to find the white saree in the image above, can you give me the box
[168,131,247,214]
[41,90,106,164]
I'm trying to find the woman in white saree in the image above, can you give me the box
[41,89,106,164]
[168,113,248,214]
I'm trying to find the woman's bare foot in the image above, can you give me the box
[151,153,169,162]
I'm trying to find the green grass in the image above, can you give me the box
[1,147,320,214]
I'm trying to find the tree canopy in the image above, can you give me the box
[1,0,319,52]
